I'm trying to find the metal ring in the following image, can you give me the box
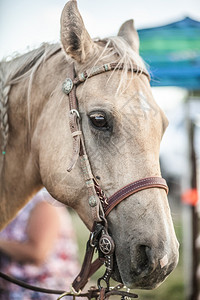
[57,291,72,300]
[89,232,96,247]
[70,285,81,295]
[70,109,80,118]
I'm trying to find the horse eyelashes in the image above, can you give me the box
[89,112,111,131]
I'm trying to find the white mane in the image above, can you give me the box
[81,36,148,94]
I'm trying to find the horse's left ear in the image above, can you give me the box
[60,0,95,63]
[118,19,140,53]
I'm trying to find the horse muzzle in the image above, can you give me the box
[111,234,179,289]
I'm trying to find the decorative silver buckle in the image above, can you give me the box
[62,78,73,94]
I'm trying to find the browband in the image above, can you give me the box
[73,62,150,86]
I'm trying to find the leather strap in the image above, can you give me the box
[65,64,81,172]
[72,244,105,292]
[72,223,105,292]
[72,256,104,292]
[74,62,150,86]
[103,177,168,216]
[0,271,66,295]
[64,64,104,222]
[0,271,138,299]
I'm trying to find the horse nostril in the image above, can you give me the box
[132,245,157,278]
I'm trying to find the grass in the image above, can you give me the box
[71,210,185,300]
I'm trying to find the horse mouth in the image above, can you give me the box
[111,253,177,290]
[111,254,123,283]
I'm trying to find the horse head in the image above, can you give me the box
[38,0,179,290]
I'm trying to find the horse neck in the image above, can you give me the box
[0,78,40,229]
[0,49,67,229]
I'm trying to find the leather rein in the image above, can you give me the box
[0,63,168,299]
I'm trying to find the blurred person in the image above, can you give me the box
[0,189,80,299]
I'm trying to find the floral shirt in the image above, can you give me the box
[0,189,80,299]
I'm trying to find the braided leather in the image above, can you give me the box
[74,62,150,86]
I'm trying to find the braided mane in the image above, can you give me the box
[0,65,10,156]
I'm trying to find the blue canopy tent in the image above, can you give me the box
[138,17,200,300]
[138,17,200,90]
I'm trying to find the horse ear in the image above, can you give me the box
[118,19,140,53]
[60,0,95,63]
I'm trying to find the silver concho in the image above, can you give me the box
[62,78,73,94]
[99,234,115,255]
[89,196,97,207]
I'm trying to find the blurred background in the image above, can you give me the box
[1,0,200,299]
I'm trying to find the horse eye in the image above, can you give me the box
[89,112,109,130]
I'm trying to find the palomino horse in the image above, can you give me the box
[0,0,179,291]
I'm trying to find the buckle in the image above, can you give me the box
[70,109,80,118]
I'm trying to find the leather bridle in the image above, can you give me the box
[0,62,168,300]
[61,62,168,298]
